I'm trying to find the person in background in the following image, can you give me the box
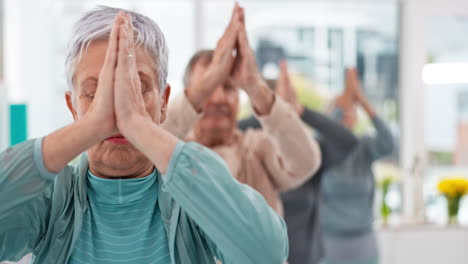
[239,62,361,264]
[164,6,321,216]
[0,6,288,264]
[319,68,394,264]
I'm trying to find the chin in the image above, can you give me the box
[205,117,233,130]
[89,145,140,170]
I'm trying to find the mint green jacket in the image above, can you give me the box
[0,138,288,263]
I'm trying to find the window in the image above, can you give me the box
[202,0,401,220]
[424,16,468,225]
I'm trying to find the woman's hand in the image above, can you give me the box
[185,4,242,112]
[114,13,152,136]
[231,8,274,115]
[42,13,124,173]
[84,12,123,141]
[348,68,376,117]
[276,60,303,115]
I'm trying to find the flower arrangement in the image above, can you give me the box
[374,163,400,225]
[437,175,468,225]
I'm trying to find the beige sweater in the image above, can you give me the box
[162,94,321,216]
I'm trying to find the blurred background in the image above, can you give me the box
[1,0,468,263]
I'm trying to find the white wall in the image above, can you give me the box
[4,0,72,140]
[379,226,468,264]
[0,83,7,150]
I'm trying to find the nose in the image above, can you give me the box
[208,86,226,104]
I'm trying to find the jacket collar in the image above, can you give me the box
[73,153,181,264]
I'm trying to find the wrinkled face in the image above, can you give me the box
[192,62,239,147]
[65,39,170,177]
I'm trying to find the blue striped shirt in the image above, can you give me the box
[68,170,171,264]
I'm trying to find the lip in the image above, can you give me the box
[105,135,129,144]
[205,108,231,117]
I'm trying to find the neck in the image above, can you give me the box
[193,126,236,148]
[89,162,155,179]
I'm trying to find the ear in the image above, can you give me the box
[65,91,78,121]
[159,84,171,124]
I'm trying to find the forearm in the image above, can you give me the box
[368,116,394,158]
[247,79,275,116]
[125,117,178,174]
[358,97,377,117]
[301,106,358,150]
[0,139,54,259]
[43,117,102,173]
[355,98,393,158]
[161,142,288,263]
[260,98,321,191]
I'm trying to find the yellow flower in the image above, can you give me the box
[437,176,468,198]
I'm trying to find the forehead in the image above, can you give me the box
[191,60,237,88]
[191,61,209,80]
[73,39,157,88]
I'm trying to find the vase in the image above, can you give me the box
[446,195,461,225]
[381,183,391,226]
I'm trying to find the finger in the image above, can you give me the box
[101,12,123,76]
[220,10,240,48]
[125,13,140,88]
[344,68,353,93]
[350,68,359,89]
[117,14,132,72]
[238,6,245,25]
[279,60,292,85]
[218,4,241,48]
[126,13,135,45]
[279,60,287,72]
[230,38,241,76]
[237,25,251,57]
[229,2,239,24]
[125,13,137,72]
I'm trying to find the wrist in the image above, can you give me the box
[363,103,376,117]
[248,79,274,116]
[120,115,153,141]
[81,114,111,142]
[357,97,376,117]
[296,104,305,117]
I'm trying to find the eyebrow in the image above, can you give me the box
[80,77,98,87]
[138,71,153,82]
[78,71,155,91]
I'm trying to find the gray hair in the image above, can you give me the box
[65,5,169,92]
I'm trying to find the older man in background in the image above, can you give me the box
[164,5,321,215]
[0,6,288,264]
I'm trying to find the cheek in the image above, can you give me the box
[143,92,160,118]
[228,95,239,115]
[77,98,92,117]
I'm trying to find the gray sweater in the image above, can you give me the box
[320,117,393,263]
[239,107,359,264]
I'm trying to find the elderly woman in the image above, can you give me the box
[164,6,321,217]
[238,62,360,264]
[319,69,394,264]
[0,6,288,264]
[239,67,393,264]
